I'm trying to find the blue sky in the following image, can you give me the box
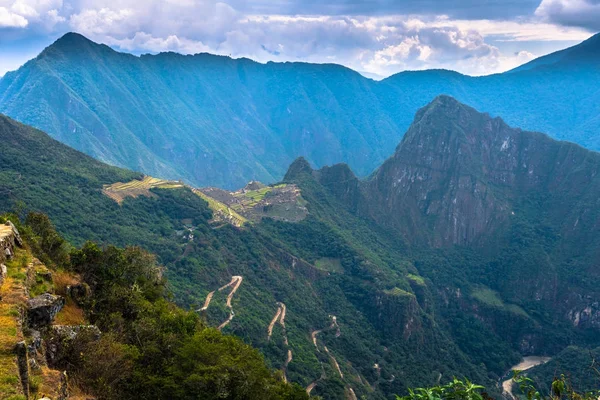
[0,0,598,78]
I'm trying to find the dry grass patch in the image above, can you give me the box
[54,299,86,326]
[52,270,80,297]
[0,251,29,399]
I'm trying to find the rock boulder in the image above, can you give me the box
[27,293,65,329]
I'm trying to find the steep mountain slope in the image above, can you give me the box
[0,114,510,399]
[1,32,600,189]
[381,33,600,151]
[299,96,600,360]
[509,32,600,72]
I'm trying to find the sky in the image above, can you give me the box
[0,0,598,78]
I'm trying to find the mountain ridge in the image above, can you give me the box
[1,32,600,188]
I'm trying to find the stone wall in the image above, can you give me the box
[0,221,22,279]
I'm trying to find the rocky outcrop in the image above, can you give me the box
[0,221,22,264]
[45,325,101,367]
[27,294,65,329]
[372,288,422,340]
[568,303,600,329]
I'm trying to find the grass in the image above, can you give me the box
[314,258,343,273]
[52,270,80,297]
[0,249,29,399]
[471,287,504,308]
[103,176,184,204]
[383,287,414,297]
[54,299,86,325]
[238,187,273,206]
[27,260,54,297]
[33,366,62,400]
[407,274,426,286]
[471,286,529,318]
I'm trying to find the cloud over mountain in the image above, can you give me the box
[536,0,600,31]
[0,0,593,77]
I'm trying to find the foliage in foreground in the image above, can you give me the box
[397,374,600,400]
[4,212,307,400]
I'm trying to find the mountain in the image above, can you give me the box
[350,95,600,252]
[0,112,498,399]
[0,32,403,189]
[4,94,600,398]
[0,92,600,399]
[509,32,600,73]
[1,32,600,189]
[290,95,600,354]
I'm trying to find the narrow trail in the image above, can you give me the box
[197,290,215,311]
[311,329,322,350]
[267,307,283,340]
[349,388,358,400]
[221,276,243,307]
[306,366,326,396]
[283,350,293,383]
[324,346,343,379]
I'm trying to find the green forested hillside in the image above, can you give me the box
[4,92,600,399]
[0,212,308,400]
[1,32,600,189]
[0,112,514,399]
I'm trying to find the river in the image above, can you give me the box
[501,356,551,399]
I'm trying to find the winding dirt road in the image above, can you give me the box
[197,276,243,330]
[217,276,243,330]
[198,290,215,311]
[307,315,357,396]
[267,302,292,381]
[267,306,283,340]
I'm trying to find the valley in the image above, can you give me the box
[1,2,600,399]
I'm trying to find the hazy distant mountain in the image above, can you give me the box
[0,33,404,189]
[1,32,599,189]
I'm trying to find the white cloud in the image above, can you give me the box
[0,6,28,26]
[69,8,133,35]
[0,0,595,77]
[104,31,211,54]
[535,0,600,31]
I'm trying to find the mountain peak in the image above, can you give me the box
[284,157,314,182]
[509,31,600,73]
[401,95,489,147]
[52,32,94,48]
[39,32,105,58]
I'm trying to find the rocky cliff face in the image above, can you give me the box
[315,95,600,250]
[285,95,600,352]
[367,96,516,246]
